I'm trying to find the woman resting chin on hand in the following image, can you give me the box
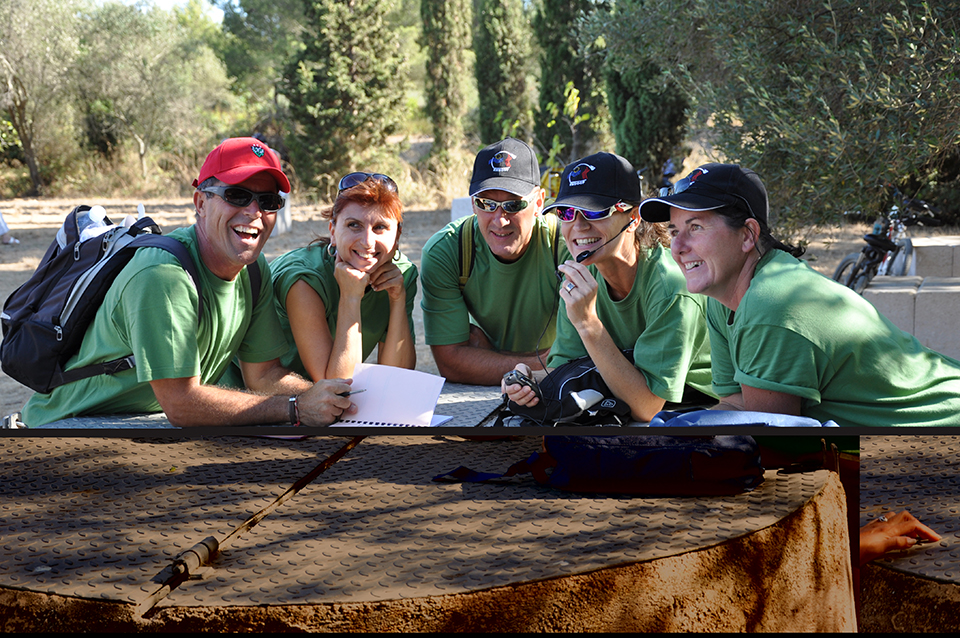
[271,172,418,382]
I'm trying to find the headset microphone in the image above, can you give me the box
[574,219,636,263]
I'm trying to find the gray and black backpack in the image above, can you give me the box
[0,205,213,393]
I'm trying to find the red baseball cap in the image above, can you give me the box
[193,137,291,192]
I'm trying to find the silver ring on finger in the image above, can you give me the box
[877,514,888,523]
[564,281,576,293]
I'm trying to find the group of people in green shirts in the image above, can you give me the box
[19,135,960,428]
[436,138,960,428]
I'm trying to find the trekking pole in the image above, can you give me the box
[135,435,366,617]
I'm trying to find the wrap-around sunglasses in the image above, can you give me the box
[202,186,285,212]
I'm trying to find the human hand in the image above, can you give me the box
[860,510,942,565]
[557,260,599,326]
[333,253,370,299]
[297,378,357,426]
[368,260,405,301]
[502,364,540,406]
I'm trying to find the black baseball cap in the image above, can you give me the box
[469,138,541,197]
[638,163,769,224]
[542,152,641,214]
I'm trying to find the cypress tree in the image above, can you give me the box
[533,0,608,164]
[283,0,404,193]
[420,0,472,169]
[473,0,534,145]
[605,62,688,185]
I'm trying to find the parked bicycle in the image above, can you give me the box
[832,184,940,294]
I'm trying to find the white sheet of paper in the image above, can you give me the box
[334,363,447,427]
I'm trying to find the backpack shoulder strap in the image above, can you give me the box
[458,216,475,292]
[54,234,206,388]
[247,260,262,308]
[544,213,562,268]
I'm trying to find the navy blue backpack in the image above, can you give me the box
[434,435,766,496]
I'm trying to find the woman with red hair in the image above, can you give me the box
[270,172,417,380]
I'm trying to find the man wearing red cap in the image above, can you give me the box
[22,138,355,427]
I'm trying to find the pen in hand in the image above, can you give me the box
[338,389,366,397]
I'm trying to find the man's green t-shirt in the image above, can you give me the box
[269,243,419,378]
[419,214,570,353]
[547,243,715,403]
[708,249,960,427]
[21,226,286,426]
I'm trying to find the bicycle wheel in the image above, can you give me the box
[889,238,913,276]
[832,253,862,287]
[853,263,879,294]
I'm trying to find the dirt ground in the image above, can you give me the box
[0,196,950,419]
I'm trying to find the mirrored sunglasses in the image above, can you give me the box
[202,186,285,212]
[555,201,632,222]
[338,172,398,193]
[472,196,529,214]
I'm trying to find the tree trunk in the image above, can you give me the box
[5,90,43,196]
[134,133,147,179]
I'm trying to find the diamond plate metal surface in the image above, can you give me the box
[433,383,503,427]
[861,435,960,583]
[0,436,352,601]
[0,436,830,609]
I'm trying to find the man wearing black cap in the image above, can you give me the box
[21,137,355,427]
[639,162,960,427]
[420,138,570,385]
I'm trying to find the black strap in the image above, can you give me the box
[248,260,261,308]
[54,354,136,387]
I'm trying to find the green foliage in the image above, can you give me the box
[586,0,960,237]
[473,0,535,145]
[0,0,81,194]
[540,82,590,173]
[604,60,688,187]
[75,1,234,181]
[532,0,610,164]
[0,118,24,163]
[215,0,305,104]
[282,0,405,197]
[420,0,472,170]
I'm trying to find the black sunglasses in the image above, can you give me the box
[338,172,398,193]
[202,186,285,213]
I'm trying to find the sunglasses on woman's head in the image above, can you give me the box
[555,201,632,222]
[472,196,530,214]
[202,186,285,213]
[661,177,757,220]
[338,172,398,193]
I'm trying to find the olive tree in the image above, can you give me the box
[0,0,80,194]
[587,0,960,231]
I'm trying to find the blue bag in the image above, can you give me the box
[434,435,765,496]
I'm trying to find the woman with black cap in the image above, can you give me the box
[638,163,960,427]
[503,152,715,423]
